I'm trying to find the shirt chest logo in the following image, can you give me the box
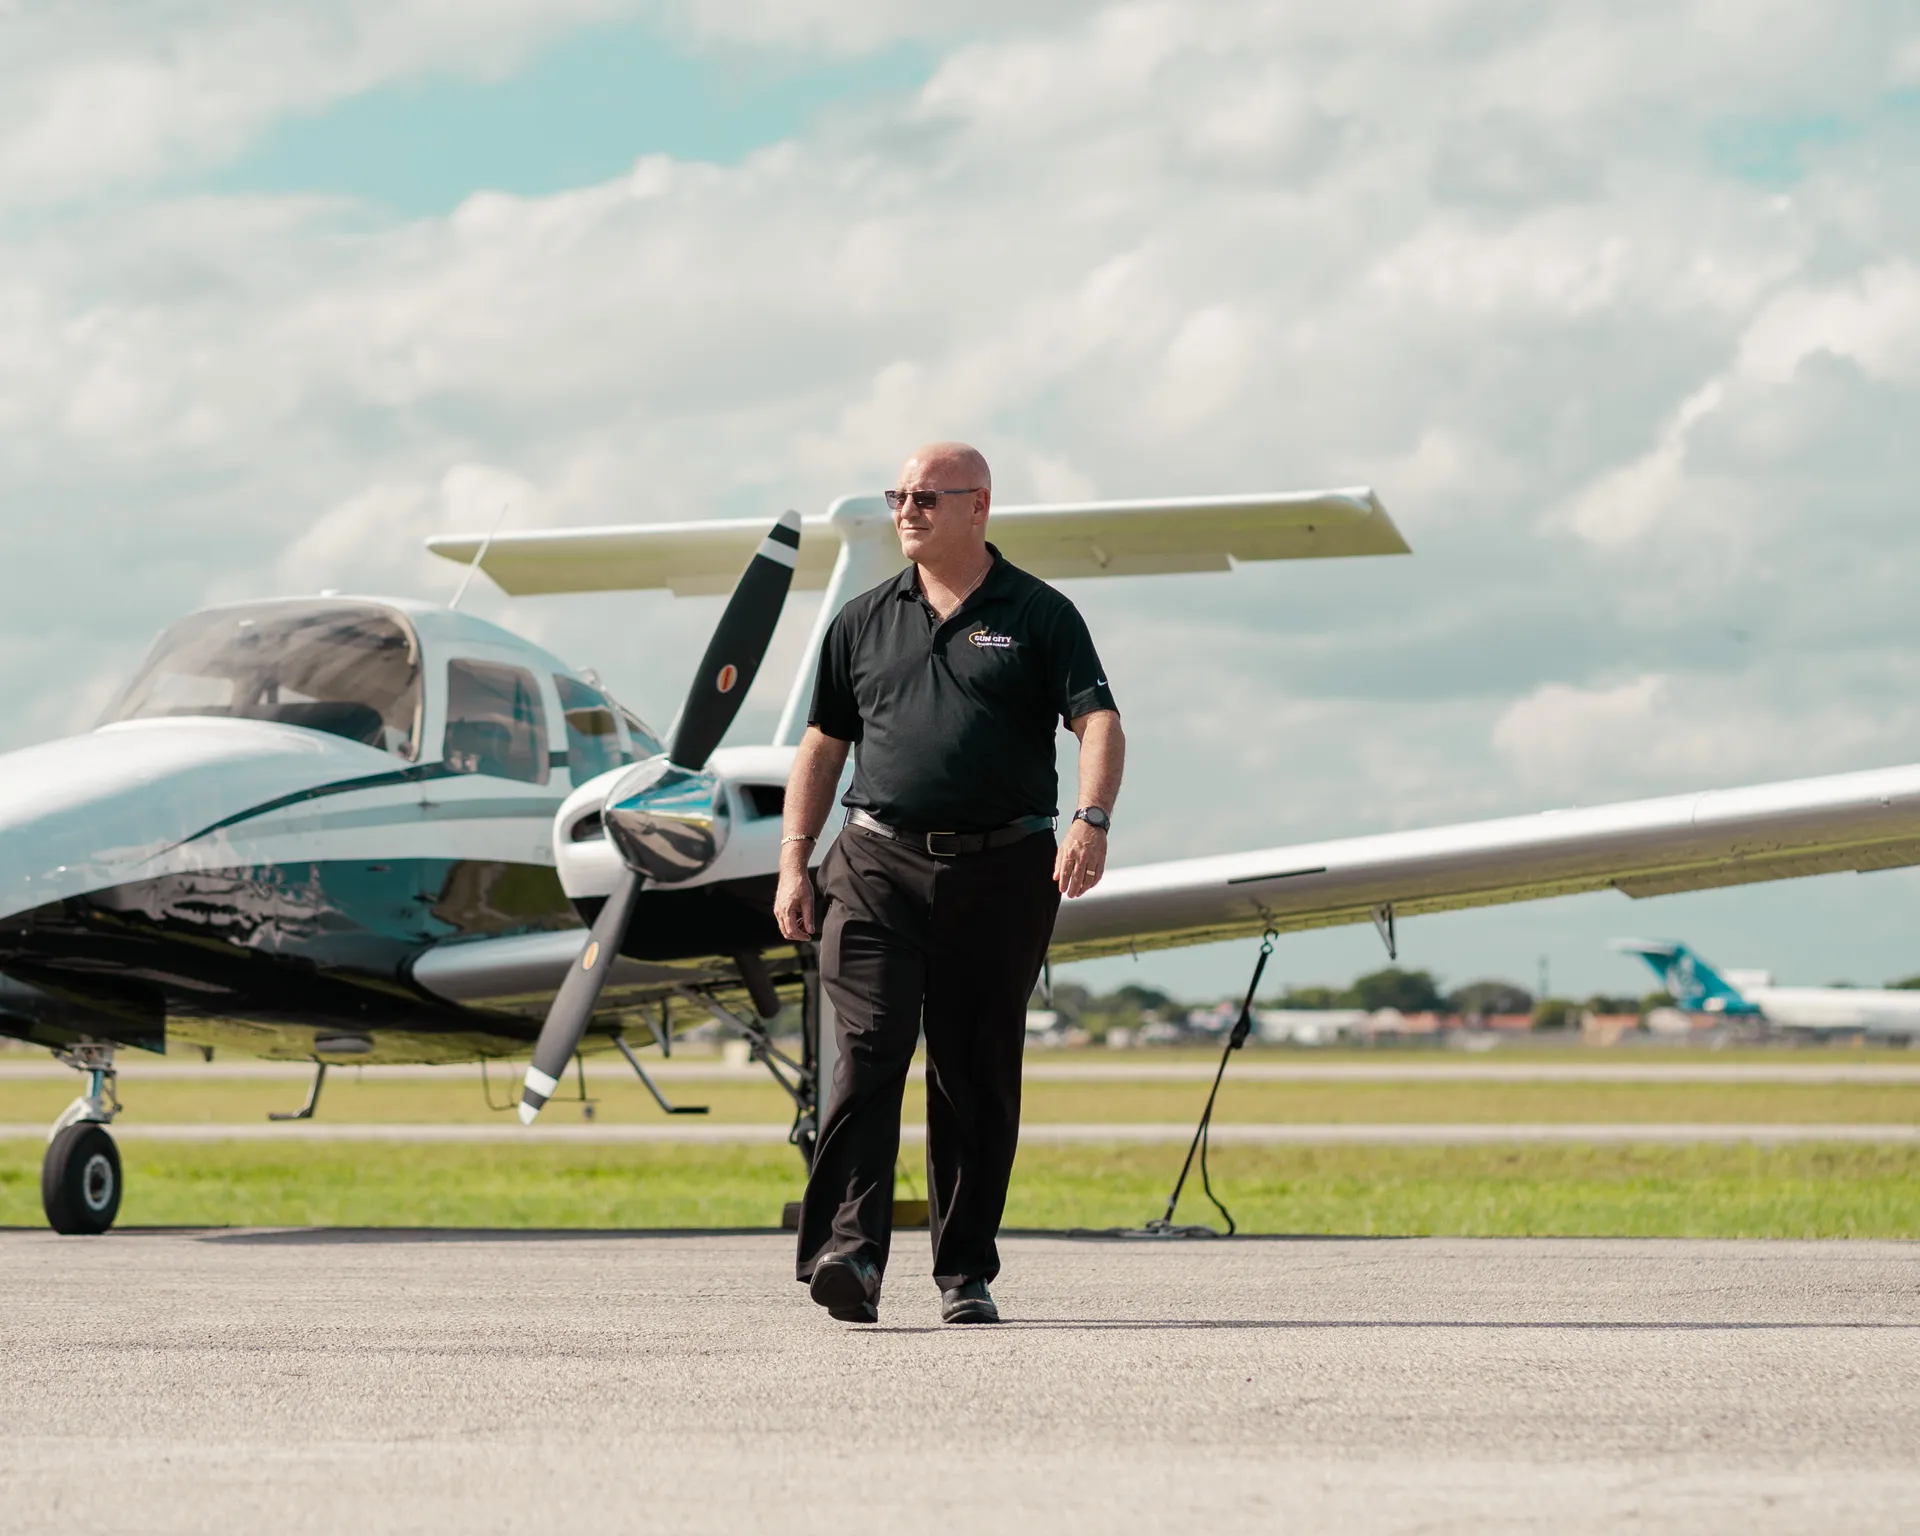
[967,629,1015,649]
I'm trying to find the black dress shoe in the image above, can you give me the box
[940,1278,1000,1324]
[809,1253,880,1323]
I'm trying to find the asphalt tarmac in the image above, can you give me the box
[3,1231,1916,1533]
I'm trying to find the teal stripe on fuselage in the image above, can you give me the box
[419,798,569,822]
[175,759,568,848]
[171,761,444,850]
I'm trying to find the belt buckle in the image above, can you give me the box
[925,830,959,859]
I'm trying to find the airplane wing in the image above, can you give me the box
[957,488,1408,579]
[423,488,1407,596]
[1047,763,1920,963]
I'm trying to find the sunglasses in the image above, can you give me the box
[885,487,984,511]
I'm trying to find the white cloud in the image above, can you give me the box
[1156,306,1253,429]
[655,0,1105,55]
[0,2,644,207]
[1493,660,1920,800]
[1739,263,1920,386]
[1558,381,1726,549]
[1557,261,1920,553]
[269,464,546,600]
[1493,675,1674,790]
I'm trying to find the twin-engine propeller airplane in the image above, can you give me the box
[8,485,1920,1234]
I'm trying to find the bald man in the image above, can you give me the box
[777,441,1125,1324]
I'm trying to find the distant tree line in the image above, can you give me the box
[1039,967,1675,1034]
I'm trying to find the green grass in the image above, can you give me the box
[4,1138,1916,1239]
[1051,1041,1920,1065]
[0,1139,800,1230]
[4,1075,1917,1125]
[0,1074,798,1126]
[1017,1080,1920,1123]
[1001,1142,1920,1238]
[5,1046,1914,1237]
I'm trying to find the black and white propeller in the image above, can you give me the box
[518,510,801,1124]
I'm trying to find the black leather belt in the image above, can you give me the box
[846,808,1055,858]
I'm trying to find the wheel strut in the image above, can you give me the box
[43,1040,123,1235]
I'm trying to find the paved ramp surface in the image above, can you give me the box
[2,1231,1916,1533]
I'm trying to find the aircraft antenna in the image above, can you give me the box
[448,503,510,611]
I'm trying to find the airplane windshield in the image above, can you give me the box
[621,706,663,758]
[103,601,423,758]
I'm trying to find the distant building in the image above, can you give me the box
[1185,1002,1240,1036]
[1581,1012,1641,1047]
[1360,1008,1446,1039]
[1254,1009,1369,1045]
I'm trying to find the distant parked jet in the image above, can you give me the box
[1614,939,1920,1038]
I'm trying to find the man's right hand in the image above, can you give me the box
[774,859,817,941]
[774,728,849,942]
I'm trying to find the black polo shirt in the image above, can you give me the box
[808,545,1118,833]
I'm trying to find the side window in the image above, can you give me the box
[443,660,548,783]
[554,675,626,786]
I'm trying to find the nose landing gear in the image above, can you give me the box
[43,1041,123,1235]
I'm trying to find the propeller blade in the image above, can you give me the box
[666,510,800,769]
[522,510,803,1124]
[518,868,642,1124]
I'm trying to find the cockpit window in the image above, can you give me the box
[444,660,548,784]
[553,675,626,786]
[621,706,664,759]
[102,601,422,757]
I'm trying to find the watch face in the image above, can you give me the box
[1078,807,1110,830]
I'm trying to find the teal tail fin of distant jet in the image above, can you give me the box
[1611,939,1760,1014]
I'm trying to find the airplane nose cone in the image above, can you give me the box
[0,718,400,921]
[601,755,731,884]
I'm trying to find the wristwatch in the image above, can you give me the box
[1072,806,1111,832]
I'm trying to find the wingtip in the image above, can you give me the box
[517,1101,539,1126]
[777,508,802,530]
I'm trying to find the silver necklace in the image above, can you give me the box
[930,557,992,619]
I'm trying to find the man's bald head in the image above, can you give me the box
[903,441,991,494]
[892,441,993,577]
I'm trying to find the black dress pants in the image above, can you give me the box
[795,825,1061,1292]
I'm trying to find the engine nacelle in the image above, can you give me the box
[552,744,805,901]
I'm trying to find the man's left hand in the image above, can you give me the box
[1054,819,1107,898]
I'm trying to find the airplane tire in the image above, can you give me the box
[42,1123,122,1235]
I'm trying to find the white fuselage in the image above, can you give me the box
[1743,986,1920,1036]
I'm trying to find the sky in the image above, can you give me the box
[4,0,1920,1002]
